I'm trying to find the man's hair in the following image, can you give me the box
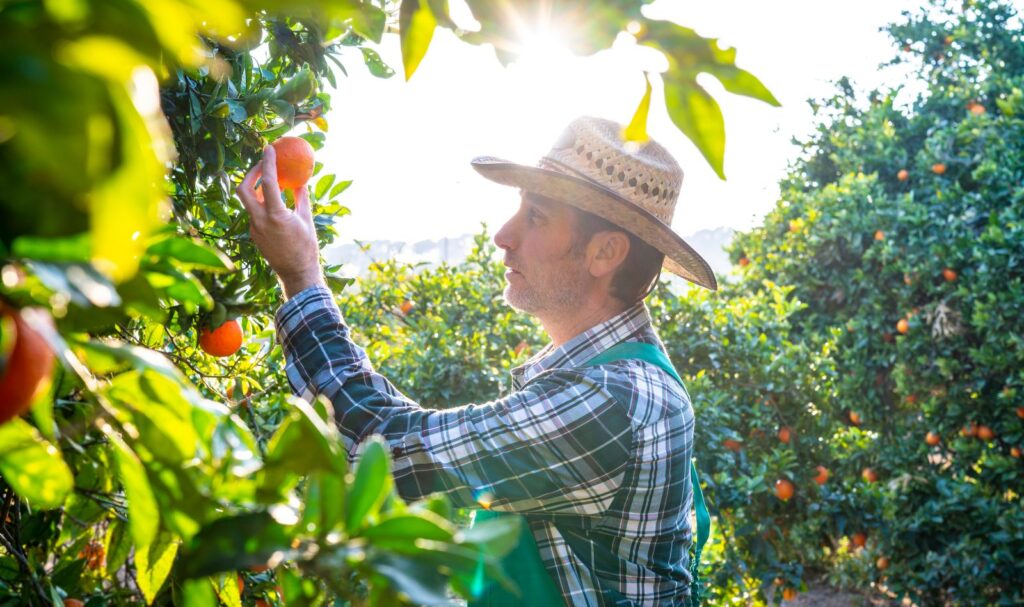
[570,208,664,305]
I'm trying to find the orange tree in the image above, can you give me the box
[0,0,780,605]
[725,0,1024,603]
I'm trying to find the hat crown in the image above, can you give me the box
[539,117,683,226]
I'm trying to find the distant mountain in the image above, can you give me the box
[325,228,736,279]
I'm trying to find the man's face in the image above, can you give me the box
[493,193,591,316]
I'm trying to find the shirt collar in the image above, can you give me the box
[511,301,654,388]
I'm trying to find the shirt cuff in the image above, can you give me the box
[274,283,342,345]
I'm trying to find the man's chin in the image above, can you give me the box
[502,286,536,314]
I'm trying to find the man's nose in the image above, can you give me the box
[494,215,518,251]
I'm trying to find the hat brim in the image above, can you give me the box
[471,156,718,291]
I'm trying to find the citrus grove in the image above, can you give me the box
[0,1,781,605]
[327,1,1024,604]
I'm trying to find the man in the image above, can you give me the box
[237,117,717,605]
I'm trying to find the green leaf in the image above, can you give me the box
[213,572,242,607]
[399,0,437,81]
[145,266,214,309]
[314,174,335,200]
[181,578,217,607]
[361,513,454,547]
[360,48,395,79]
[145,235,235,272]
[623,73,653,143]
[329,179,352,199]
[104,518,132,575]
[105,429,159,550]
[346,437,393,531]
[638,19,780,178]
[180,511,293,578]
[11,233,91,262]
[367,553,450,605]
[26,261,122,308]
[135,532,179,604]
[662,70,726,179]
[0,418,73,509]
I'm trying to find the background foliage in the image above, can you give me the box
[0,0,779,605]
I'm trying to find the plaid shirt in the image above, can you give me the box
[276,285,695,605]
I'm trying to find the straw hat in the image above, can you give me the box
[471,116,717,290]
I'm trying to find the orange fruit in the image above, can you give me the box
[1016,407,1024,419]
[0,307,55,425]
[199,319,243,357]
[931,162,947,175]
[896,318,909,334]
[237,574,245,595]
[904,394,918,405]
[773,478,795,502]
[976,425,995,441]
[723,438,743,453]
[778,426,793,444]
[64,600,85,607]
[925,431,941,446]
[738,256,750,267]
[877,556,890,570]
[851,532,867,548]
[272,136,315,190]
[942,267,957,282]
[813,465,830,485]
[399,300,415,315]
[874,230,885,241]
[961,423,978,438]
[943,35,953,45]
[862,467,878,483]
[1011,447,1021,458]
[782,588,797,601]
[849,411,862,426]
[897,169,909,181]
[968,101,986,115]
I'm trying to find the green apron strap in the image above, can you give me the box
[586,342,710,606]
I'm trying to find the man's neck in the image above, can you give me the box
[541,296,630,348]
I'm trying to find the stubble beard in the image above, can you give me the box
[502,260,589,316]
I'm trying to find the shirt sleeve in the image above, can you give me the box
[275,285,633,516]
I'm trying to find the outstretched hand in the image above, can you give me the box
[236,145,325,298]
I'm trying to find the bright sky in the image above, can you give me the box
[317,0,934,244]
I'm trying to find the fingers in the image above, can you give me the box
[295,186,313,225]
[260,145,287,213]
[236,161,264,217]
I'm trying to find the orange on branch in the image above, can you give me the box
[199,319,244,357]
[272,136,315,190]
[813,465,830,485]
[877,556,890,570]
[931,162,947,175]
[1016,407,1024,419]
[777,426,793,444]
[722,438,743,453]
[896,318,909,334]
[849,411,862,426]
[851,532,867,548]
[738,256,750,267]
[0,307,55,425]
[942,267,958,282]
[897,168,909,181]
[782,588,798,601]
[925,431,941,446]
[1011,447,1021,458]
[64,600,84,607]
[399,299,415,315]
[773,478,795,501]
[861,467,878,483]
[976,425,995,441]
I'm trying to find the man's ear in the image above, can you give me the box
[588,231,630,278]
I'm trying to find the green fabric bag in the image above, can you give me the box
[469,342,711,607]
